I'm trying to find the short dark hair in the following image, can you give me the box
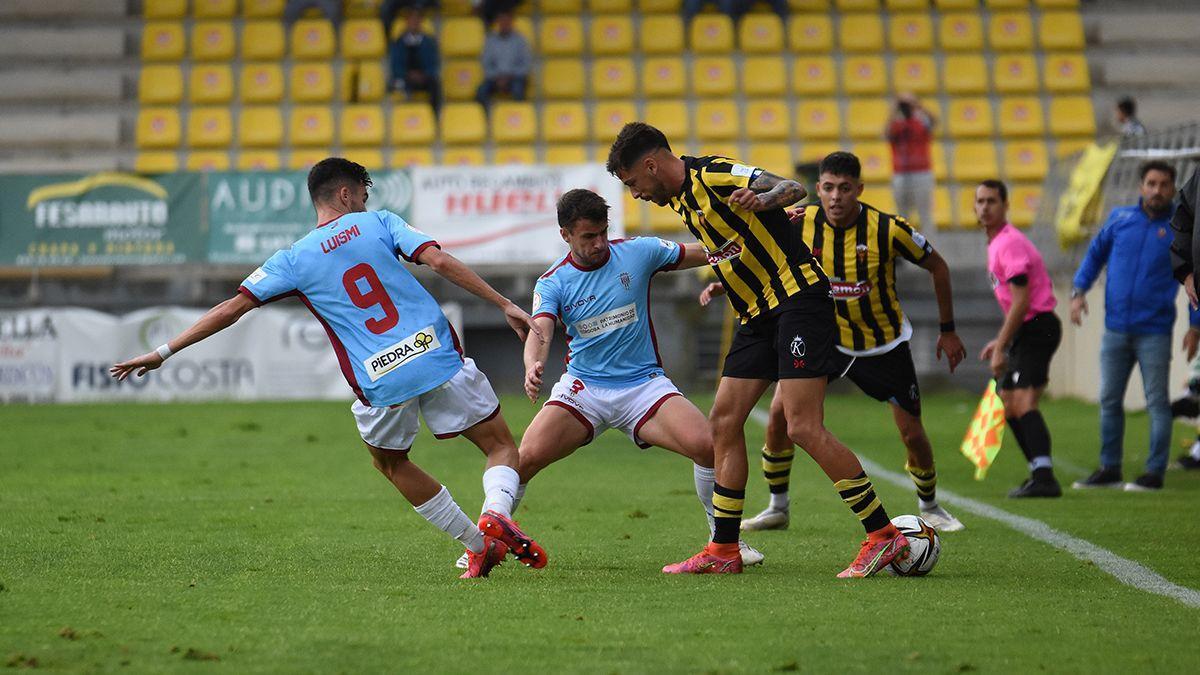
[606,122,671,175]
[978,179,1008,202]
[308,157,372,205]
[817,151,861,180]
[557,189,609,230]
[1117,96,1137,117]
[1140,160,1176,182]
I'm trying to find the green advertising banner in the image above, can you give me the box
[0,172,206,266]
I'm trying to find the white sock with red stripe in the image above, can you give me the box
[694,464,716,537]
[414,486,483,553]
[481,465,519,518]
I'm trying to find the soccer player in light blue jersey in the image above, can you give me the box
[110,158,546,579]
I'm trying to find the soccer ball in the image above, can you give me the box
[887,514,941,576]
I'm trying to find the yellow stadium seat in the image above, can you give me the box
[839,14,883,53]
[441,103,486,145]
[646,201,685,234]
[1043,54,1091,93]
[998,97,1045,137]
[187,107,232,148]
[739,15,784,53]
[846,99,890,140]
[345,0,382,19]
[491,102,536,144]
[931,187,954,230]
[623,192,647,232]
[593,0,633,11]
[440,18,484,58]
[236,151,280,171]
[291,62,334,102]
[591,15,634,55]
[644,100,687,140]
[792,57,837,96]
[291,19,335,59]
[692,57,737,98]
[799,141,840,163]
[542,59,587,99]
[1055,138,1091,158]
[189,64,233,104]
[240,63,284,104]
[943,55,987,95]
[733,57,782,98]
[989,12,1033,51]
[142,22,186,61]
[290,107,334,146]
[135,151,179,173]
[889,13,934,52]
[951,142,1000,182]
[745,100,790,141]
[541,0,583,13]
[886,0,926,8]
[442,146,485,166]
[892,56,937,95]
[1009,184,1042,228]
[796,99,840,141]
[243,0,285,18]
[238,107,283,148]
[340,19,385,59]
[1049,96,1096,137]
[642,57,686,98]
[544,144,589,164]
[954,185,981,229]
[931,141,948,181]
[186,151,231,171]
[939,13,983,52]
[354,61,386,102]
[747,144,794,175]
[993,55,1039,94]
[592,58,637,98]
[287,148,328,170]
[641,0,683,12]
[861,188,896,216]
[842,56,887,96]
[493,145,537,165]
[639,16,685,54]
[443,60,483,101]
[346,148,385,169]
[690,14,734,53]
[1038,12,1085,51]
[1036,0,1078,7]
[541,17,584,56]
[192,21,235,60]
[139,65,183,105]
[947,98,994,138]
[592,101,637,142]
[543,103,588,143]
[391,104,436,145]
[194,0,236,18]
[788,14,833,53]
[837,0,878,8]
[242,21,285,60]
[1004,141,1049,183]
[986,0,1030,7]
[341,105,384,146]
[136,108,181,148]
[935,0,977,8]
[391,146,434,167]
[145,1,186,19]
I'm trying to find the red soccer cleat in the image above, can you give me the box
[478,510,548,569]
[662,543,743,574]
[837,525,910,578]
[459,535,509,579]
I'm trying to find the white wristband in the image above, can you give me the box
[155,343,173,361]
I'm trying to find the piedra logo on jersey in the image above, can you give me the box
[363,326,440,381]
[829,278,873,300]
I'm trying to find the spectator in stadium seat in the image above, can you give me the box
[885,93,937,234]
[389,9,442,113]
[1171,168,1200,302]
[381,0,439,38]
[682,0,787,24]
[475,12,530,108]
[1115,96,1147,137]
[1070,161,1188,492]
[284,0,342,26]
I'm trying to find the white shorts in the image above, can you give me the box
[546,373,683,448]
[351,358,500,451]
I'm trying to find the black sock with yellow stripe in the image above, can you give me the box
[711,483,744,544]
[835,472,890,534]
[762,444,795,497]
[906,463,937,507]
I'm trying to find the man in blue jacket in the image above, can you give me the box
[388,9,441,113]
[1070,161,1194,491]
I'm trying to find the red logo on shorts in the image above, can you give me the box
[570,379,585,395]
[793,359,806,369]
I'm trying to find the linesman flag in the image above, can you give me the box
[961,380,1006,480]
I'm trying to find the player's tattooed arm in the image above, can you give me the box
[729,170,807,212]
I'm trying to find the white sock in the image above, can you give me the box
[481,465,520,517]
[511,483,527,515]
[1190,438,1200,460]
[414,486,483,553]
[769,492,789,511]
[1029,456,1054,471]
[693,464,716,537]
[919,497,938,511]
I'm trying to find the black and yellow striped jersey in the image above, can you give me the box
[669,155,826,322]
[792,202,934,354]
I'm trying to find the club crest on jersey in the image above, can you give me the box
[790,335,806,358]
[706,240,743,265]
[856,243,869,264]
[363,326,441,381]
[830,279,873,300]
[619,271,632,290]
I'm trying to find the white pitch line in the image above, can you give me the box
[749,409,1200,609]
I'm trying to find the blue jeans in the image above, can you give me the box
[1099,330,1172,474]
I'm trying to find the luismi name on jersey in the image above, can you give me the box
[574,303,638,339]
[363,327,441,381]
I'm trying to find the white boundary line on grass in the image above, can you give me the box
[748,410,1200,609]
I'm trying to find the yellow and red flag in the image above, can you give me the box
[960,380,1006,480]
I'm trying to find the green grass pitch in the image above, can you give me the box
[3,393,1199,673]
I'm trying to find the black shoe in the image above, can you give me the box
[1176,455,1200,471]
[1071,467,1123,489]
[1008,477,1063,498]
[1171,397,1200,419]
[1123,473,1164,492]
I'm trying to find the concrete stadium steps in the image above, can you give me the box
[0,68,128,105]
[0,113,122,149]
[0,27,129,62]
[0,0,128,20]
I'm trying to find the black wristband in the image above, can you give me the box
[939,321,956,333]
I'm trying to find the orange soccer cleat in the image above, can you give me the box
[459,536,509,579]
[662,542,743,574]
[837,525,910,578]
[478,510,548,569]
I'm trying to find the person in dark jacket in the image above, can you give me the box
[388,9,441,113]
[1170,166,1200,306]
[1070,161,1192,491]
